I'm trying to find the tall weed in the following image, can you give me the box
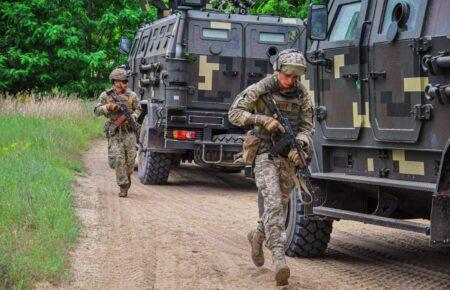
[0,96,103,288]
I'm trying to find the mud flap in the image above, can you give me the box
[430,194,450,245]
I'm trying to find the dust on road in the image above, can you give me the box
[66,141,450,289]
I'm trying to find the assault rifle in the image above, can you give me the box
[107,89,142,147]
[261,91,317,208]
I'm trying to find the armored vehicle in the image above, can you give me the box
[122,0,305,184]
[276,0,450,258]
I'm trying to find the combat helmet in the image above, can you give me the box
[109,68,129,82]
[273,49,307,75]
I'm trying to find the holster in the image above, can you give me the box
[242,130,261,166]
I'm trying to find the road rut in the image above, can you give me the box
[66,141,450,289]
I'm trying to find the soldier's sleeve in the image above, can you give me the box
[228,76,274,127]
[130,92,142,118]
[296,88,315,152]
[93,92,109,117]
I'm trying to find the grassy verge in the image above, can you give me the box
[0,98,103,288]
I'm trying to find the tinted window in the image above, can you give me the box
[382,0,420,33]
[160,26,166,36]
[329,2,361,41]
[139,36,148,53]
[260,32,285,43]
[167,23,174,33]
[202,28,228,40]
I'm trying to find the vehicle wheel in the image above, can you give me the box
[258,189,333,258]
[138,118,171,185]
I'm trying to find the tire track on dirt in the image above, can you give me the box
[62,141,450,290]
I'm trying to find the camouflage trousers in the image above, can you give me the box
[110,132,136,186]
[254,153,294,250]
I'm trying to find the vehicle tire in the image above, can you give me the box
[138,118,171,185]
[258,189,333,258]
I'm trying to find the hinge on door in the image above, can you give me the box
[410,104,433,120]
[408,37,432,54]
[314,106,327,121]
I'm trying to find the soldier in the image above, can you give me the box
[228,49,314,286]
[94,68,142,197]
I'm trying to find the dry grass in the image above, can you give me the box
[0,94,88,119]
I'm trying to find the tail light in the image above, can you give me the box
[172,130,196,140]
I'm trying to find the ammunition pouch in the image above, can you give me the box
[243,130,261,166]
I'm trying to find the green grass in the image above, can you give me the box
[0,102,103,289]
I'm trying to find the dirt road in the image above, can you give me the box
[67,141,450,289]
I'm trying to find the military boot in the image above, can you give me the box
[272,247,290,286]
[247,229,265,267]
[119,185,129,198]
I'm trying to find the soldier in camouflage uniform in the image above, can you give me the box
[228,49,314,286]
[94,68,142,197]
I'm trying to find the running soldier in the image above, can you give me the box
[228,49,314,286]
[94,68,142,197]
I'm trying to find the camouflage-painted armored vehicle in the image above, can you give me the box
[277,0,449,258]
[122,0,305,184]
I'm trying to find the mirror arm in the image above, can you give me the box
[303,22,332,67]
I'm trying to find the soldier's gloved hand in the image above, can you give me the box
[288,148,309,168]
[106,103,121,112]
[255,115,285,134]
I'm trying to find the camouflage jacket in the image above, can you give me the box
[94,87,142,136]
[228,73,314,154]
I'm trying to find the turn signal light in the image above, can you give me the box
[172,130,196,140]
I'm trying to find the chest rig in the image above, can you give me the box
[105,89,134,135]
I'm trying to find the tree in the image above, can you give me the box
[211,0,328,19]
[0,0,157,98]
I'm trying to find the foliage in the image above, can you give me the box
[0,99,103,288]
[211,0,328,19]
[0,0,157,98]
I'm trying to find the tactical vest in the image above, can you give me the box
[105,88,134,135]
[254,85,307,155]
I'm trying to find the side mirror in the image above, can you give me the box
[119,37,132,55]
[307,4,328,41]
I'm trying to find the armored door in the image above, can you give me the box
[187,20,243,110]
[368,0,430,143]
[244,22,303,87]
[315,0,369,140]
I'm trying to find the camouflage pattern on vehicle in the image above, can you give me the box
[281,0,450,255]
[122,0,305,184]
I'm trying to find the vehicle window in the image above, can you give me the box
[382,0,420,33]
[260,32,285,43]
[160,26,166,36]
[167,23,174,34]
[329,2,361,42]
[202,28,228,40]
[139,36,148,53]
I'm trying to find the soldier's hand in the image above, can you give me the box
[106,103,121,112]
[288,149,309,168]
[256,115,285,134]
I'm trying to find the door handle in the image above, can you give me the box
[342,73,359,80]
[248,72,264,78]
[369,71,386,79]
[223,70,239,77]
